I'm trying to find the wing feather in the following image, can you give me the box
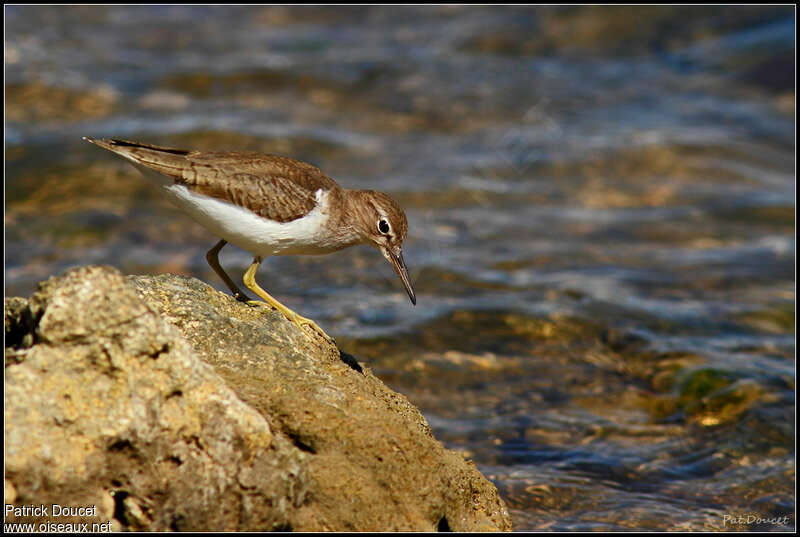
[85,138,338,222]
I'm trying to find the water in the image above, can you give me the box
[5,5,795,531]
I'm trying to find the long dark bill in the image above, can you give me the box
[387,250,416,305]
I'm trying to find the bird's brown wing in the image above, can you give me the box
[179,151,340,222]
[85,138,338,222]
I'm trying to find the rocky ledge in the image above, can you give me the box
[4,265,511,532]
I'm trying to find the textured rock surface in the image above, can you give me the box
[5,265,511,531]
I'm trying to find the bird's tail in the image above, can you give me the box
[83,137,189,180]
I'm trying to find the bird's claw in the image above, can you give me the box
[244,300,335,345]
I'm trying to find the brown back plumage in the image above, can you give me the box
[84,138,339,223]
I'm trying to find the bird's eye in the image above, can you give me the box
[378,219,391,234]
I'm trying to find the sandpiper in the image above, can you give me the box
[84,137,415,343]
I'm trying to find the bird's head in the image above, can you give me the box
[349,190,415,305]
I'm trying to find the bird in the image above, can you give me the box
[83,137,415,344]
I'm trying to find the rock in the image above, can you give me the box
[4,265,512,531]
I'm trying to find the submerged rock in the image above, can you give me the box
[4,265,511,531]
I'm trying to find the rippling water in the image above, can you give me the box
[5,5,795,531]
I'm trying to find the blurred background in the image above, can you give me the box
[5,5,795,531]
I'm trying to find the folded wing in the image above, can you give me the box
[84,138,338,223]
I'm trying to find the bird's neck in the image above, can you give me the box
[321,188,366,249]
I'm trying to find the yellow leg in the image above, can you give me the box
[243,257,334,344]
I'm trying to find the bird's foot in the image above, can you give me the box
[245,300,335,345]
[234,291,254,303]
[289,313,336,345]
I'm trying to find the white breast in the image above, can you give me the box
[165,184,338,256]
[131,162,341,257]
